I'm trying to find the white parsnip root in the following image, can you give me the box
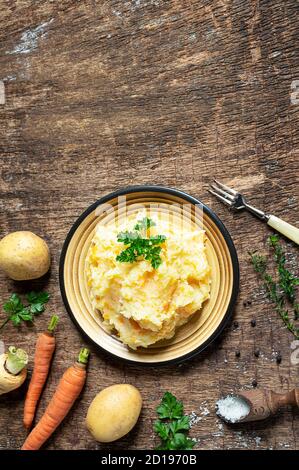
[0,346,28,395]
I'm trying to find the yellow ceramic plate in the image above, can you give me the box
[59,186,239,365]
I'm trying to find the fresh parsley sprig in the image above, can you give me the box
[250,235,299,339]
[154,392,195,450]
[116,217,166,269]
[0,291,50,330]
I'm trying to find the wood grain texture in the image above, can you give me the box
[0,0,298,450]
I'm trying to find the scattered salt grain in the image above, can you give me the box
[189,411,202,427]
[216,395,250,423]
[200,406,210,416]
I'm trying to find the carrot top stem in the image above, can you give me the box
[47,315,59,333]
[78,348,90,365]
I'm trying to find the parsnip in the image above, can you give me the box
[0,346,28,395]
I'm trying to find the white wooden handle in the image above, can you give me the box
[267,215,299,245]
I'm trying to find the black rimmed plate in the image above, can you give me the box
[59,186,239,365]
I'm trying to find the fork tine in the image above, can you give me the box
[210,184,234,201]
[208,189,233,207]
[213,179,237,196]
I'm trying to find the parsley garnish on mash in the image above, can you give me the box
[116,217,166,269]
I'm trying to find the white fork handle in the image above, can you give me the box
[267,215,299,245]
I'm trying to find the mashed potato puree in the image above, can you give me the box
[85,211,211,349]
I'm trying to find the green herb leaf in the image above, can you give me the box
[10,313,22,326]
[170,415,190,434]
[154,420,170,441]
[26,291,50,304]
[117,231,140,244]
[116,218,166,269]
[157,392,184,419]
[149,235,166,244]
[169,433,195,450]
[3,293,24,314]
[134,217,156,232]
[269,236,299,304]
[154,392,194,451]
[29,303,45,315]
[250,253,267,274]
[19,309,33,322]
[116,246,138,264]
[0,291,50,331]
[250,236,299,340]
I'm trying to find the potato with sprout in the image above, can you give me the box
[0,346,28,395]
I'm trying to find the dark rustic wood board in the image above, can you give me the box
[0,0,298,450]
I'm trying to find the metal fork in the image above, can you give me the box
[209,179,299,245]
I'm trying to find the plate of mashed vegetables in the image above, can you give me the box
[60,186,239,365]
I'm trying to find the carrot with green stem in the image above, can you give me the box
[22,348,90,450]
[23,315,59,429]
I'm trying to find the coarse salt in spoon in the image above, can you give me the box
[216,388,299,423]
[216,395,250,423]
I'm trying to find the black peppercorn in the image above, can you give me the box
[233,320,239,329]
[251,319,256,327]
[235,350,241,358]
[252,379,258,388]
[276,353,282,364]
[254,349,260,358]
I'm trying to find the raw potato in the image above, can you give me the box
[86,384,142,443]
[0,231,50,280]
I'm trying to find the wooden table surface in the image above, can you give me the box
[0,0,298,451]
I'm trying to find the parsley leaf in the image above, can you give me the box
[0,291,50,331]
[4,293,23,314]
[116,217,166,269]
[26,291,50,304]
[154,392,195,450]
[170,415,190,433]
[154,420,170,441]
[10,313,22,326]
[157,391,184,419]
[117,231,140,244]
[18,309,33,322]
[170,433,195,450]
[30,303,45,315]
[134,217,156,232]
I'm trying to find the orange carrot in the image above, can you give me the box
[23,315,59,430]
[22,348,89,451]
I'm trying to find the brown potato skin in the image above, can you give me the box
[0,231,50,280]
[86,384,142,443]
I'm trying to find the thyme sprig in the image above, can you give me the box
[250,235,299,339]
